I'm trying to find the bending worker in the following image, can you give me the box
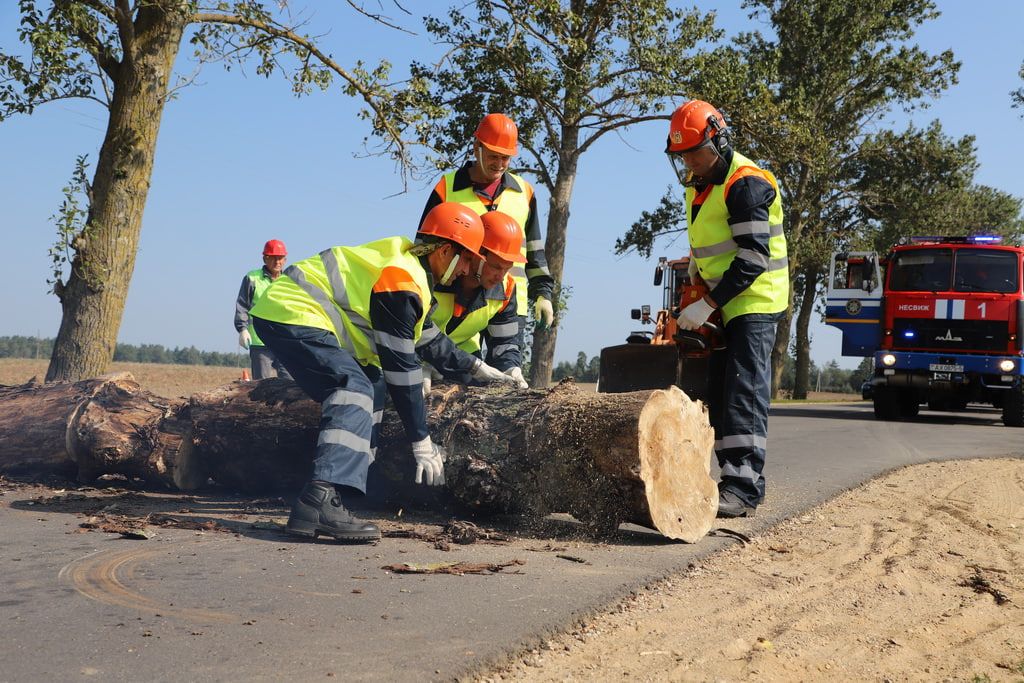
[234,239,293,380]
[249,203,520,542]
[665,100,789,519]
[428,210,529,391]
[420,113,555,336]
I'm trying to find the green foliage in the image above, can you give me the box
[406,0,724,187]
[47,154,90,292]
[1012,61,1024,113]
[840,122,1023,251]
[552,351,600,383]
[615,188,686,258]
[0,0,116,118]
[0,336,243,367]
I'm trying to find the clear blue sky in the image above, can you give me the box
[2,2,1022,369]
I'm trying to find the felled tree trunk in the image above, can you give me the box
[0,373,195,487]
[0,376,718,541]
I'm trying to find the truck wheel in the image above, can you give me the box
[1002,384,1024,427]
[873,388,900,420]
[899,391,920,419]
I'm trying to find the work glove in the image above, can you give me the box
[676,297,715,331]
[410,436,446,487]
[238,329,252,350]
[421,366,442,400]
[471,359,521,386]
[504,366,529,389]
[533,296,554,330]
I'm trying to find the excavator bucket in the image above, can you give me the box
[597,343,680,393]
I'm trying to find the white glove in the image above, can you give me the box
[533,296,554,329]
[411,436,446,486]
[471,360,520,386]
[504,366,529,389]
[422,366,442,400]
[238,329,252,350]
[676,297,715,331]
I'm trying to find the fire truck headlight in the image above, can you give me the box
[881,353,897,367]
[998,359,1016,373]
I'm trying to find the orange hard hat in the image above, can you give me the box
[417,202,485,257]
[480,211,527,263]
[263,239,287,257]
[666,100,729,154]
[474,113,518,155]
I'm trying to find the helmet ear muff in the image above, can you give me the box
[705,114,731,155]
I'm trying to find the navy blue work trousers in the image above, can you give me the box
[252,318,385,493]
[705,312,781,507]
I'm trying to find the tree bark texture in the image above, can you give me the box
[792,265,821,399]
[47,3,189,382]
[0,376,717,541]
[529,140,579,389]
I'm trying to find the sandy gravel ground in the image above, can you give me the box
[488,458,1024,683]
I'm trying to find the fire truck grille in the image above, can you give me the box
[892,318,1008,352]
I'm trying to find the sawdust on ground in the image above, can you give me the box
[488,457,1024,682]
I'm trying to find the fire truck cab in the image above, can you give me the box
[826,235,1024,427]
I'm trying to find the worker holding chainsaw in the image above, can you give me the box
[419,113,556,339]
[234,239,293,380]
[665,100,789,518]
[249,203,522,542]
[424,210,529,394]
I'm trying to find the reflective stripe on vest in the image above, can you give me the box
[248,236,429,367]
[431,275,515,353]
[246,268,273,347]
[685,151,789,323]
[444,171,532,314]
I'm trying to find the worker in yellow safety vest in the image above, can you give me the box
[425,211,530,395]
[419,113,556,338]
[665,100,789,519]
[233,239,292,380]
[249,203,521,543]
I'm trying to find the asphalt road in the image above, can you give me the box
[1,401,1020,682]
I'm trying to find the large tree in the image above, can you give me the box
[400,0,724,386]
[1,1,421,381]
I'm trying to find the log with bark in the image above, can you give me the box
[0,375,718,541]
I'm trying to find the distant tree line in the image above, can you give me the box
[548,351,873,394]
[0,336,242,367]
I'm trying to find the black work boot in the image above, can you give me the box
[286,481,381,542]
[717,489,757,518]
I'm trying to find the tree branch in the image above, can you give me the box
[577,114,667,155]
[191,12,407,165]
[113,0,135,53]
[344,0,414,34]
[71,0,116,22]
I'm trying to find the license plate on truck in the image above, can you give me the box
[929,363,963,372]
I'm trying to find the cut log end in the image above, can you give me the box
[638,386,718,542]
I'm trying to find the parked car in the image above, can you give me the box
[861,381,874,400]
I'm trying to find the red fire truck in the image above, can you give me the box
[825,235,1023,427]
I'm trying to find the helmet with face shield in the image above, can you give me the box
[665,100,730,187]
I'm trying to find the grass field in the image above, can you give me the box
[0,358,245,398]
[0,358,859,402]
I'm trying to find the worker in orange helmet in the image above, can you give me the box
[249,203,521,543]
[419,113,556,345]
[234,239,293,380]
[665,100,789,519]
[423,210,530,397]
